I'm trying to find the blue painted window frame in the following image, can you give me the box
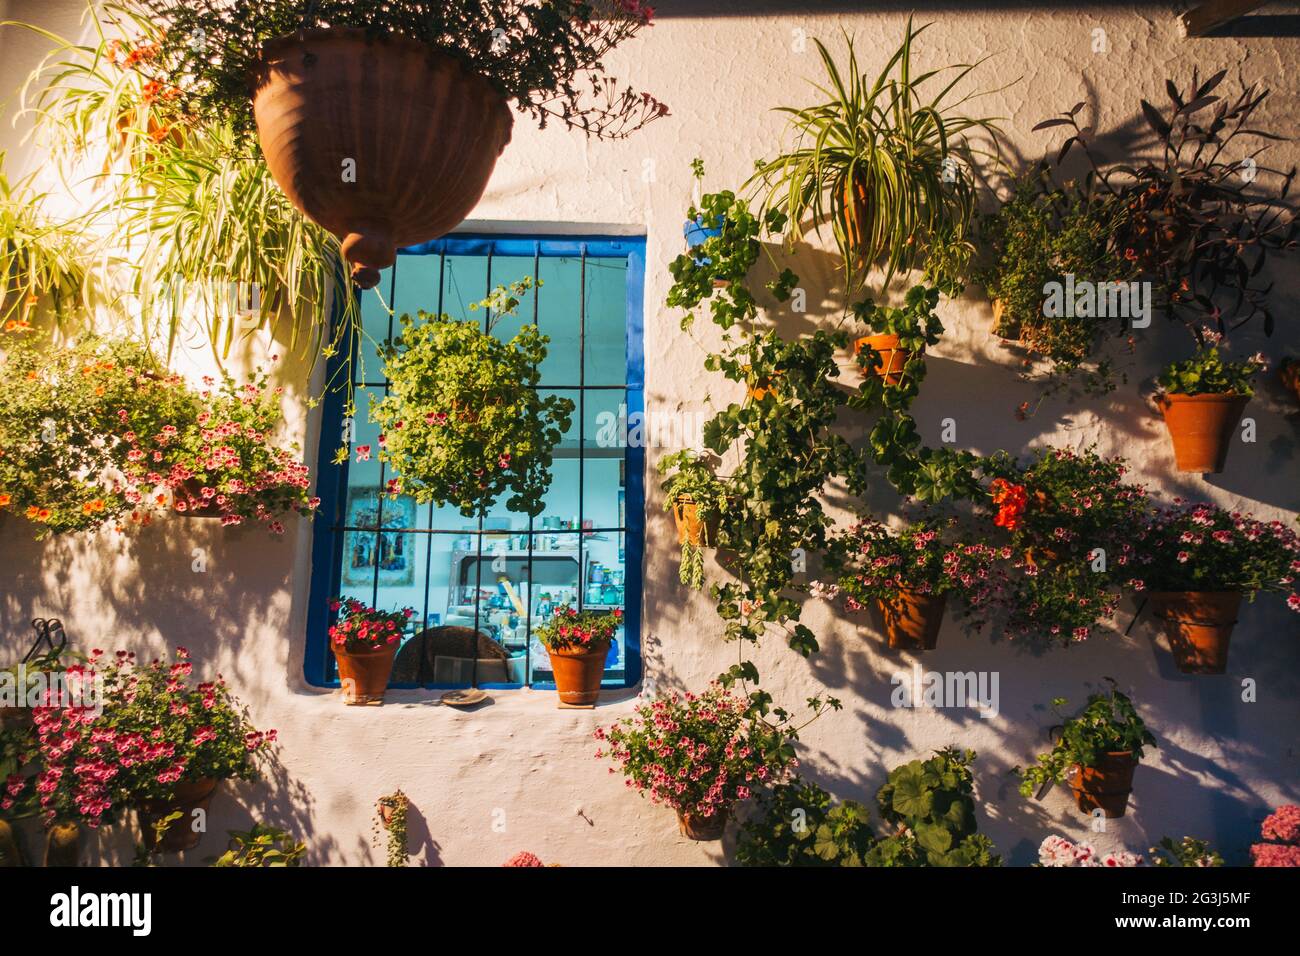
[303,233,646,691]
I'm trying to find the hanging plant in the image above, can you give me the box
[1154,332,1267,474]
[825,517,1006,651]
[370,279,573,518]
[746,18,1001,292]
[128,0,665,286]
[1131,501,1300,674]
[1018,682,1156,819]
[0,332,191,538]
[973,171,1136,396]
[850,284,943,389]
[1036,70,1298,337]
[376,790,409,868]
[658,450,728,590]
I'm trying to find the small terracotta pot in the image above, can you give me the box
[876,590,947,650]
[854,334,913,386]
[174,478,222,518]
[547,639,610,706]
[1281,361,1300,404]
[1067,751,1137,818]
[1148,591,1242,675]
[44,821,81,867]
[250,29,513,289]
[677,807,728,841]
[1157,393,1248,473]
[332,641,400,704]
[137,778,219,852]
[741,365,780,401]
[671,497,720,549]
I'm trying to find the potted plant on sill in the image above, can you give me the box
[329,598,414,705]
[1131,501,1300,674]
[746,18,1000,293]
[1155,331,1267,474]
[536,605,622,707]
[370,280,574,519]
[1018,681,1156,819]
[130,0,664,288]
[851,284,943,388]
[658,450,728,590]
[827,517,1003,651]
[596,683,799,841]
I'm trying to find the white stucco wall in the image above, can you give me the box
[1,1,1298,866]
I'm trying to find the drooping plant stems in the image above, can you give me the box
[747,18,1003,293]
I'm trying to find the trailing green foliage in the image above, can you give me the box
[210,823,307,867]
[1018,681,1156,798]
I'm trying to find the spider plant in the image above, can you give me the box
[0,153,95,329]
[746,18,1003,294]
[7,4,358,365]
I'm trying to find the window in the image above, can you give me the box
[304,234,646,691]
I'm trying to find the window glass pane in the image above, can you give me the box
[355,272,395,385]
[347,385,386,503]
[439,255,490,325]
[585,257,627,386]
[583,537,626,685]
[391,253,444,322]
[537,255,581,387]
[526,532,584,684]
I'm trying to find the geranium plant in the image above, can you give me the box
[852,284,944,394]
[1037,835,1143,867]
[535,605,622,651]
[870,748,1000,867]
[828,517,1006,617]
[0,332,192,537]
[15,647,273,830]
[328,598,415,654]
[735,779,876,867]
[144,366,317,530]
[1251,805,1300,867]
[595,684,802,829]
[129,0,665,140]
[370,280,574,518]
[1151,835,1223,867]
[1018,682,1156,798]
[1132,501,1300,607]
[1156,331,1268,396]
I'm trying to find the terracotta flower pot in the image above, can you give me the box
[1067,751,1137,818]
[677,807,728,841]
[741,365,780,401]
[333,640,400,704]
[876,590,947,650]
[1281,361,1300,404]
[547,639,610,706]
[249,29,513,290]
[671,497,720,549]
[853,334,912,386]
[1148,591,1242,675]
[1157,393,1248,473]
[137,778,219,853]
[44,821,81,867]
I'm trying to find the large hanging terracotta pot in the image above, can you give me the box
[547,639,610,706]
[1148,591,1242,675]
[1157,393,1248,473]
[1066,751,1137,818]
[677,807,728,841]
[137,778,220,852]
[249,29,514,290]
[853,334,912,386]
[332,641,400,705]
[875,589,947,650]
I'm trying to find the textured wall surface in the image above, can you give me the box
[1,1,1298,866]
